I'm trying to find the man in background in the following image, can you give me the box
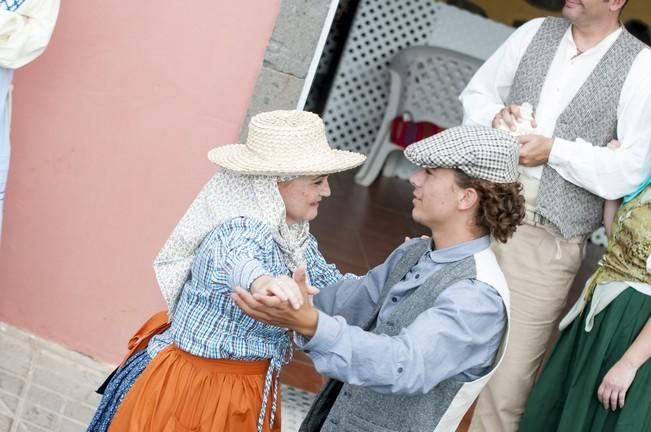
[460,1,651,430]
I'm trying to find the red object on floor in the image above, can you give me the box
[390,114,443,148]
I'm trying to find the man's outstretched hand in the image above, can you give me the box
[232,267,319,337]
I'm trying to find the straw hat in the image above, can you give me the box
[208,110,366,176]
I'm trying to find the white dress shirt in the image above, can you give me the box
[460,18,651,200]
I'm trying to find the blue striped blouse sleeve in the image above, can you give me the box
[209,217,275,291]
[304,234,358,289]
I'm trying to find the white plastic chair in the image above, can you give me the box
[354,46,483,186]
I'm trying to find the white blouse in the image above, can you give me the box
[0,0,60,69]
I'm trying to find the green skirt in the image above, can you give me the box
[519,287,651,432]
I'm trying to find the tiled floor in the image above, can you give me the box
[0,322,112,432]
[0,323,315,432]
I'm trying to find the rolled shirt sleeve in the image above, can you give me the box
[460,18,542,127]
[298,279,507,395]
[231,257,269,291]
[208,217,276,291]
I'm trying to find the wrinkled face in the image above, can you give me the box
[562,0,617,24]
[278,175,331,224]
[409,168,464,230]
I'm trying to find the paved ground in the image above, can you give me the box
[0,322,315,432]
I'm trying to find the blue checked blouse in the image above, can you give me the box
[146,216,351,430]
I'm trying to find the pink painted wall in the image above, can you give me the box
[0,1,281,362]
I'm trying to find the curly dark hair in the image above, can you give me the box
[454,170,526,243]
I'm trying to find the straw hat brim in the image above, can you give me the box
[208,144,366,176]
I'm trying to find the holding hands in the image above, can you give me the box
[233,267,319,337]
[249,272,318,310]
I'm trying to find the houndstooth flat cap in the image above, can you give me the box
[404,126,519,183]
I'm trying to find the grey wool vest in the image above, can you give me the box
[508,17,645,239]
[299,239,480,432]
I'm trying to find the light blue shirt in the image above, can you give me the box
[0,67,13,233]
[298,236,507,395]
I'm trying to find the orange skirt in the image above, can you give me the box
[108,345,281,432]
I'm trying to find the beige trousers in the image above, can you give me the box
[468,223,585,432]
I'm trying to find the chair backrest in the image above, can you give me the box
[390,46,483,129]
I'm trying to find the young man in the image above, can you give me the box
[233,126,525,432]
[459,1,651,430]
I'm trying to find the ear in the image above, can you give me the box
[458,187,480,211]
[277,180,289,191]
[610,0,627,12]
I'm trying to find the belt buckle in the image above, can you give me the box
[526,211,547,226]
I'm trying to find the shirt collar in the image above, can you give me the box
[563,25,622,59]
[426,235,490,264]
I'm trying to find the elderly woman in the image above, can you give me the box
[87,110,365,432]
[520,176,651,432]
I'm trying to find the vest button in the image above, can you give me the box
[414,274,420,279]
[391,296,398,303]
[397,367,404,373]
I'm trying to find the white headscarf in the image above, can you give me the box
[153,169,309,315]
